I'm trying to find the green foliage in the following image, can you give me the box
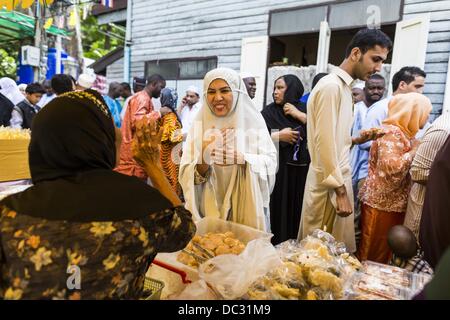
[0,48,17,78]
[81,15,124,60]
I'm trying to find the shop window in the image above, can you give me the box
[145,57,217,80]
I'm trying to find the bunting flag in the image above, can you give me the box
[0,0,15,10]
[68,7,76,27]
[55,15,64,29]
[82,3,93,20]
[43,17,53,29]
[21,0,54,10]
[0,0,55,11]
[101,0,114,9]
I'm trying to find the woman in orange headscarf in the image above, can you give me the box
[357,92,432,263]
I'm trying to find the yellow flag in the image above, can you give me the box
[1,0,54,11]
[68,8,76,27]
[21,0,34,9]
[43,17,53,29]
[19,0,55,10]
[0,0,15,11]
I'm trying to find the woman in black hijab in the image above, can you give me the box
[261,74,310,244]
[0,92,14,127]
[0,90,195,299]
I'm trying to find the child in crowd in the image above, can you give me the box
[387,225,433,275]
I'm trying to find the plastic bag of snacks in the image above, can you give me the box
[174,217,272,270]
[198,238,282,300]
[242,230,362,300]
[345,261,432,300]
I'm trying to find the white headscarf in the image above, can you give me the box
[0,78,24,105]
[179,68,277,232]
[240,72,255,79]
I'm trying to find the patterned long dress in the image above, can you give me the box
[357,125,417,263]
[160,112,183,196]
[0,205,195,300]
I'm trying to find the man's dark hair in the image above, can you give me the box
[312,73,328,89]
[51,74,74,95]
[146,74,165,86]
[392,66,426,92]
[25,83,45,94]
[345,28,393,58]
[368,73,385,82]
[42,79,52,88]
[133,77,146,86]
[121,82,131,91]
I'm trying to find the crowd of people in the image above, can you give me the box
[1,27,449,299]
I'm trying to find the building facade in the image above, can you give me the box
[105,0,450,116]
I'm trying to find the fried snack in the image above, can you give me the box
[340,253,363,271]
[176,251,198,267]
[306,290,318,300]
[308,269,343,299]
[271,283,300,299]
[177,232,246,267]
[0,127,31,139]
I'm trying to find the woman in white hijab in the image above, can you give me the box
[179,68,277,232]
[0,78,25,105]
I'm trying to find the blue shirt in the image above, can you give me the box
[300,92,310,104]
[350,101,369,183]
[103,95,122,128]
[355,96,392,181]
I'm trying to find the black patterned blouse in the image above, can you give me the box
[0,205,195,300]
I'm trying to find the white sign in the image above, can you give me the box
[21,46,41,67]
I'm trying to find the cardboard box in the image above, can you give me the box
[0,139,31,182]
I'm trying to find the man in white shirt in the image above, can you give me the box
[37,80,56,108]
[361,66,426,133]
[350,74,386,245]
[178,85,202,141]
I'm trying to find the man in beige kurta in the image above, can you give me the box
[298,67,356,253]
[297,28,391,254]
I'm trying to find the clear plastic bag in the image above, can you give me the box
[242,230,363,300]
[155,217,273,275]
[169,280,219,300]
[198,238,282,300]
[344,261,432,300]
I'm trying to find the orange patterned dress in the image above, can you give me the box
[357,125,417,263]
[160,112,183,196]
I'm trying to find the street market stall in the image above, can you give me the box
[147,219,432,300]
[0,127,32,197]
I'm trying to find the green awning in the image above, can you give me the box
[0,10,70,43]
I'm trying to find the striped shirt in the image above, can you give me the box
[404,112,450,237]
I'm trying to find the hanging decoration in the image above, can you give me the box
[0,0,55,11]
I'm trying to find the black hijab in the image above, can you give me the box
[1,89,172,222]
[261,74,306,131]
[0,92,14,126]
[160,87,181,123]
[261,74,309,165]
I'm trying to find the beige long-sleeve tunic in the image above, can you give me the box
[298,67,356,253]
[404,113,450,238]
